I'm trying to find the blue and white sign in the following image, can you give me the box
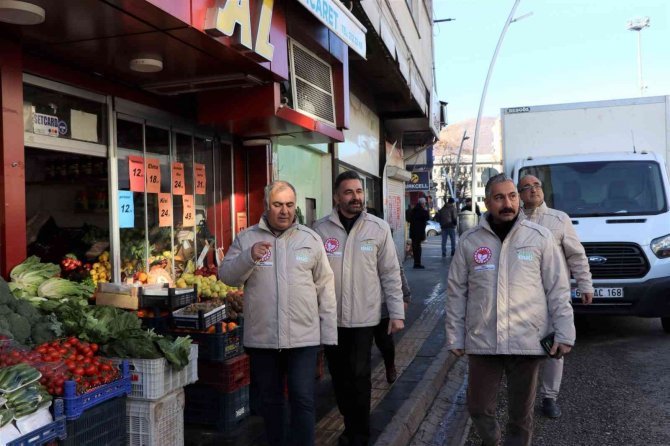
[58,120,68,135]
[297,0,367,58]
[33,113,59,137]
[405,171,430,191]
[118,191,135,229]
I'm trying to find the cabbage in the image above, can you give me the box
[9,256,60,298]
[37,278,94,300]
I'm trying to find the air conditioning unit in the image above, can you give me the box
[288,39,336,126]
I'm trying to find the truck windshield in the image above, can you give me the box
[519,161,667,217]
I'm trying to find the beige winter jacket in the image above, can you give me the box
[445,214,576,355]
[220,218,337,349]
[312,209,405,327]
[524,202,594,294]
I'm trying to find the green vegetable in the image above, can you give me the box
[0,408,14,428]
[155,336,192,370]
[9,256,60,298]
[6,313,31,344]
[37,277,94,300]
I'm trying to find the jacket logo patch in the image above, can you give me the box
[360,242,374,252]
[517,250,534,261]
[324,238,340,253]
[473,247,492,264]
[474,264,496,272]
[295,253,310,263]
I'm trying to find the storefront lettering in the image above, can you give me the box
[306,0,338,29]
[205,0,275,62]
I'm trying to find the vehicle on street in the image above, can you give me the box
[426,220,442,237]
[501,96,670,332]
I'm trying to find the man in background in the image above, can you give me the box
[437,197,458,257]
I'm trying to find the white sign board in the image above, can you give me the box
[297,0,367,58]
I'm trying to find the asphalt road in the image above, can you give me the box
[464,315,670,446]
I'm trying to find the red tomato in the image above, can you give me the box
[74,367,85,376]
[84,365,97,376]
[90,343,99,353]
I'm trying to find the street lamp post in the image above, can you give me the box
[453,130,469,198]
[470,1,531,206]
[627,17,650,97]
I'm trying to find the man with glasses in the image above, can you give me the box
[518,174,594,419]
[446,173,574,446]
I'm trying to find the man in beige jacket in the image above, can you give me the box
[519,174,593,419]
[313,170,405,446]
[220,180,337,446]
[445,174,575,446]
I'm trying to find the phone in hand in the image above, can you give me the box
[540,332,557,357]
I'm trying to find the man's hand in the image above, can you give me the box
[251,242,273,262]
[549,343,572,359]
[404,302,409,311]
[216,247,225,264]
[388,319,404,335]
[582,292,593,305]
[450,349,465,357]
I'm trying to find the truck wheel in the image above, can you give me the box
[662,317,670,334]
[427,230,437,237]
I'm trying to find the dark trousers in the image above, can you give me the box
[247,346,320,446]
[325,327,375,446]
[411,238,423,266]
[441,227,456,256]
[373,317,395,367]
[467,355,544,446]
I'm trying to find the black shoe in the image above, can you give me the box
[541,398,562,418]
[385,364,397,383]
[413,264,425,269]
[442,253,447,257]
[451,251,455,256]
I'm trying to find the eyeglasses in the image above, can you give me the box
[519,184,542,193]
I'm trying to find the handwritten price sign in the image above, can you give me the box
[128,156,145,192]
[146,158,161,193]
[182,195,195,227]
[172,162,185,195]
[195,163,206,195]
[158,193,172,227]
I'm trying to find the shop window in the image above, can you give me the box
[25,148,109,269]
[173,132,196,277]
[23,84,106,144]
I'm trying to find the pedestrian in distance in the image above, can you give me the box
[408,198,430,269]
[518,174,594,419]
[437,197,458,257]
[460,196,482,217]
[313,170,405,446]
[219,180,337,446]
[445,173,575,446]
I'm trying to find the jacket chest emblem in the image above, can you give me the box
[295,253,310,263]
[517,250,534,261]
[324,238,342,257]
[360,242,374,252]
[473,247,492,264]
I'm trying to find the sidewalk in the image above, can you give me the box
[185,235,468,446]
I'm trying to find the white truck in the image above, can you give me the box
[501,96,670,332]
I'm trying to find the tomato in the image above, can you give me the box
[85,365,97,376]
[100,363,112,372]
[68,337,79,345]
[90,343,99,353]
[74,367,85,376]
[55,386,63,395]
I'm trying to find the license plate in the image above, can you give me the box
[571,287,624,299]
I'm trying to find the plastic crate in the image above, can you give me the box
[172,303,226,330]
[171,319,243,362]
[7,399,66,446]
[60,396,126,446]
[184,384,250,433]
[107,344,198,400]
[198,353,250,392]
[127,389,184,446]
[62,361,131,420]
[139,285,197,310]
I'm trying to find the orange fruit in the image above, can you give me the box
[227,322,238,331]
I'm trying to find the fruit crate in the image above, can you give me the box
[184,384,250,433]
[6,399,66,446]
[107,344,198,400]
[172,303,226,330]
[139,285,197,310]
[170,318,243,362]
[127,388,184,446]
[198,353,250,392]
[60,396,126,446]
[62,361,131,420]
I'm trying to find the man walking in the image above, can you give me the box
[445,174,575,446]
[437,197,458,257]
[220,180,337,446]
[408,198,430,269]
[518,174,593,418]
[313,170,405,446]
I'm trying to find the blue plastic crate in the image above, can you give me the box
[184,384,250,433]
[7,399,67,446]
[61,396,126,446]
[62,361,131,420]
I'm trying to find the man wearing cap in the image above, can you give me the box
[518,174,593,419]
[313,170,405,446]
[408,198,430,269]
[446,173,575,446]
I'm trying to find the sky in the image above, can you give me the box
[433,0,670,124]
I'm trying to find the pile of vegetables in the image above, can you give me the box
[48,301,192,370]
[8,256,60,302]
[0,364,52,418]
[0,278,62,346]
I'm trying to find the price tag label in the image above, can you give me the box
[158,193,172,227]
[195,163,206,195]
[118,191,135,228]
[146,158,161,193]
[182,195,195,227]
[128,156,145,192]
[172,162,185,195]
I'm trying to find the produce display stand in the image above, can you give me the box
[107,344,198,400]
[61,361,131,420]
[127,388,185,446]
[197,353,250,393]
[172,303,226,330]
[170,317,243,361]
[184,384,250,434]
[139,285,197,310]
[6,399,67,446]
[61,395,126,446]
